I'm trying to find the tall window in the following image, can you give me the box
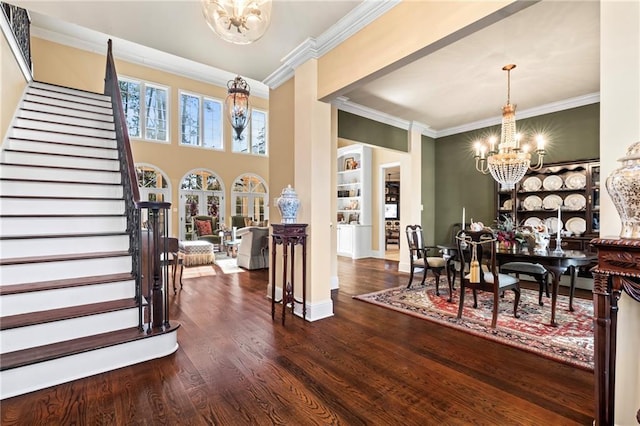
[232,108,267,155]
[231,174,268,222]
[179,91,223,150]
[119,78,168,141]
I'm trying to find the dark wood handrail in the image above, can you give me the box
[104,39,140,203]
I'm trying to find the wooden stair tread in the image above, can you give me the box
[0,250,130,265]
[0,323,180,371]
[0,272,134,295]
[0,298,139,330]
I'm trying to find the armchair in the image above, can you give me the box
[192,215,221,250]
[405,225,450,299]
[236,226,269,270]
[231,215,251,229]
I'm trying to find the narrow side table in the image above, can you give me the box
[271,223,308,324]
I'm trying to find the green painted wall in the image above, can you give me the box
[338,110,408,152]
[434,103,599,244]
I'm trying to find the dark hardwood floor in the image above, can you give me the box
[1,257,594,425]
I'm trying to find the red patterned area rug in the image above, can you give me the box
[354,279,594,371]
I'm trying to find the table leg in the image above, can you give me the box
[545,265,570,327]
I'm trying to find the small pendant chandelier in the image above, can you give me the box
[474,64,546,190]
[225,75,251,141]
[201,0,272,45]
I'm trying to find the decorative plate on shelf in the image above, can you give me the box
[544,217,564,234]
[542,194,563,210]
[564,194,587,210]
[524,217,543,228]
[502,199,513,210]
[565,172,587,189]
[522,176,542,191]
[542,175,563,191]
[565,217,587,235]
[523,195,543,211]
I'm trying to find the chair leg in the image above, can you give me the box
[491,291,499,328]
[457,284,465,319]
[535,275,545,306]
[407,267,415,289]
[432,270,440,295]
[512,286,521,319]
[472,289,478,308]
[420,268,428,287]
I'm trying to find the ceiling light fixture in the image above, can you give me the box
[225,75,251,140]
[201,0,272,45]
[474,64,546,190]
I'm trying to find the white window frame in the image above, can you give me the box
[232,108,268,156]
[178,90,224,150]
[231,173,269,222]
[119,76,169,143]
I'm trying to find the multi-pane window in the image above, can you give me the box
[135,164,171,233]
[232,108,267,155]
[231,174,268,222]
[119,78,168,141]
[179,91,223,150]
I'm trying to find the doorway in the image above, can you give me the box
[382,165,400,261]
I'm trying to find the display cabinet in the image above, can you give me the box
[337,145,372,259]
[496,159,600,250]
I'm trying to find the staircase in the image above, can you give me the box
[0,81,179,400]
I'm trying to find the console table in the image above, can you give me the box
[270,224,308,324]
[590,238,640,425]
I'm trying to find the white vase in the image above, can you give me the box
[606,141,640,239]
[276,185,301,224]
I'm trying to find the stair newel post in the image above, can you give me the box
[149,204,164,330]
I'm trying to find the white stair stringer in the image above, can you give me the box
[0,80,178,400]
[0,329,179,400]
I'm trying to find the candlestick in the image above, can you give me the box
[556,207,561,240]
[462,207,465,230]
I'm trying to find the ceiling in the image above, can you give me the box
[14,0,600,137]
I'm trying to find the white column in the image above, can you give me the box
[601,1,640,423]
[398,123,423,273]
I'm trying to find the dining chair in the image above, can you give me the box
[455,229,521,328]
[161,237,182,294]
[405,225,451,300]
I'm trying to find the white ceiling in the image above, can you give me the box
[14,0,601,137]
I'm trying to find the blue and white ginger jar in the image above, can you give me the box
[276,185,301,224]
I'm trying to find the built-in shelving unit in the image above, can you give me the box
[336,145,371,258]
[496,158,600,250]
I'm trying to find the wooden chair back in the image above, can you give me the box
[455,229,497,290]
[406,225,425,261]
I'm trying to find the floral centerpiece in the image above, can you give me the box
[493,215,525,250]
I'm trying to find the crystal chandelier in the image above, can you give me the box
[225,76,251,140]
[201,0,272,45]
[474,64,546,190]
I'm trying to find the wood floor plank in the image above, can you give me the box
[0,257,594,424]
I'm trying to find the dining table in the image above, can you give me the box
[437,244,597,327]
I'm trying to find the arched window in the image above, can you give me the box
[231,174,268,223]
[179,169,225,240]
[136,164,171,233]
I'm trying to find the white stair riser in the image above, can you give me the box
[0,234,130,258]
[0,308,139,353]
[30,82,111,102]
[0,198,125,215]
[13,118,116,139]
[0,280,135,316]
[0,216,127,237]
[24,94,112,115]
[2,151,119,170]
[17,109,115,131]
[8,128,116,149]
[27,87,112,109]
[0,180,123,198]
[4,139,118,159]
[0,256,132,285]
[21,101,113,123]
[0,330,179,400]
[1,164,121,184]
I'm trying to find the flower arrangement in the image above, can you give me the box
[494,215,525,249]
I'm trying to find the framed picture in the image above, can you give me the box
[344,157,355,170]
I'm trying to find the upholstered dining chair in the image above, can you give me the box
[405,225,451,300]
[455,229,521,328]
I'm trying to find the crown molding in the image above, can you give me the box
[30,25,270,99]
[436,92,601,138]
[263,0,400,89]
